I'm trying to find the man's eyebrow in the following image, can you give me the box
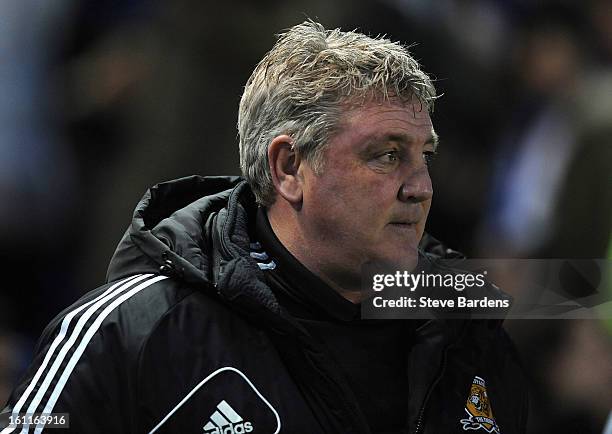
[359,131,440,155]
[385,131,439,150]
[427,131,439,151]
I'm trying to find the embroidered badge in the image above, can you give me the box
[459,376,501,433]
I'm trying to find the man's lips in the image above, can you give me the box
[389,217,420,226]
[389,213,422,226]
[388,221,418,232]
[388,216,421,234]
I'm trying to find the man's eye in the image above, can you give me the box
[375,151,399,164]
[423,150,437,166]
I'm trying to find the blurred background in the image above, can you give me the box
[0,0,611,432]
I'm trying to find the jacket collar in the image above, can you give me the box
[106,175,508,332]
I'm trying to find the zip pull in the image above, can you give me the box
[159,251,176,276]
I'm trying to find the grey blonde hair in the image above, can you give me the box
[238,20,436,206]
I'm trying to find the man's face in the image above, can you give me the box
[299,100,435,285]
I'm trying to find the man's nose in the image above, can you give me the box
[397,165,433,203]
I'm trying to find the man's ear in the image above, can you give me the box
[268,135,303,205]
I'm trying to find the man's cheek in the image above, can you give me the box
[422,199,432,222]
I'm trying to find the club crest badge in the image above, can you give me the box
[459,375,501,433]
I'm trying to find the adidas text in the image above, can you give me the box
[204,422,253,433]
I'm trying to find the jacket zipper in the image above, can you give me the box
[211,212,232,291]
[413,316,473,434]
[413,343,451,434]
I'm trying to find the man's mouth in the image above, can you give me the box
[389,218,419,226]
[388,221,418,230]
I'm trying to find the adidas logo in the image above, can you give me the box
[203,400,253,433]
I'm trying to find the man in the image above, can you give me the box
[1,21,527,433]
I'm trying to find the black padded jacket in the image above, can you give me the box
[1,176,528,434]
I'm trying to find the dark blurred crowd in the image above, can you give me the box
[1,0,611,432]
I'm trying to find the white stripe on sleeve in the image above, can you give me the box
[33,275,168,434]
[0,274,147,434]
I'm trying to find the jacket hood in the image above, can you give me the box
[107,175,286,320]
[107,175,243,285]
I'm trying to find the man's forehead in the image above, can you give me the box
[341,98,432,123]
[336,100,437,147]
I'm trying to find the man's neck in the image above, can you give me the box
[266,205,365,303]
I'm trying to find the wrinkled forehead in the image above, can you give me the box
[335,97,436,146]
[340,92,432,117]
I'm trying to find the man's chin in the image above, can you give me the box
[368,251,419,273]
